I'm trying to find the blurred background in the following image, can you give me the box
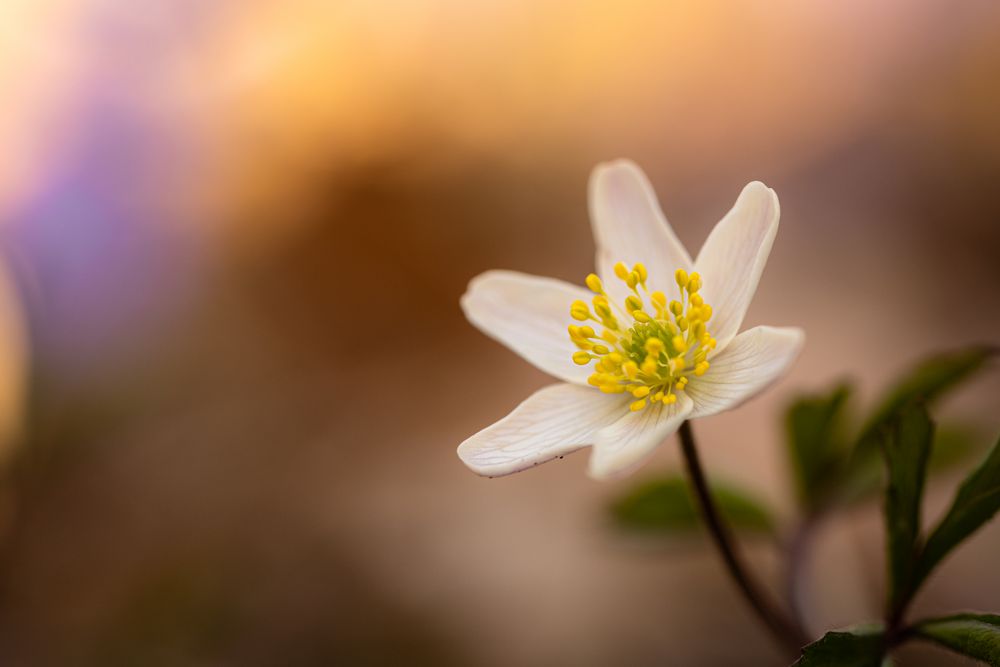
[0,0,997,665]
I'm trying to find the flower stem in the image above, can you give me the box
[784,515,818,631]
[678,421,809,655]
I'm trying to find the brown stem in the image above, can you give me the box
[678,421,810,655]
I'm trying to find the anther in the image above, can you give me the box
[688,272,702,293]
[593,297,612,319]
[585,273,604,293]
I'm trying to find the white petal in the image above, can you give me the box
[461,270,591,385]
[588,392,693,479]
[694,181,780,352]
[686,326,804,419]
[458,383,626,477]
[589,160,692,299]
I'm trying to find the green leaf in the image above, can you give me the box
[928,424,987,474]
[793,625,885,666]
[848,345,997,488]
[609,475,774,535]
[785,383,852,511]
[842,346,994,507]
[914,434,1000,590]
[830,424,985,508]
[881,404,933,613]
[914,613,1000,666]
[862,346,995,441]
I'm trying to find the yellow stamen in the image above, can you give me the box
[569,263,718,413]
[585,273,604,293]
[687,272,702,293]
[571,300,591,321]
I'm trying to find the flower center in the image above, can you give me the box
[568,262,717,412]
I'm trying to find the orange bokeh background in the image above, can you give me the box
[0,1,997,664]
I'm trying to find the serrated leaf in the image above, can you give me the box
[793,625,884,667]
[914,613,1000,666]
[882,404,933,613]
[785,383,852,512]
[609,475,774,535]
[914,435,1000,591]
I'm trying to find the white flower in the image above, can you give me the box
[459,160,804,480]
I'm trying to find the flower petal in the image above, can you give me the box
[458,383,626,477]
[686,326,804,419]
[461,270,591,385]
[694,181,780,352]
[588,392,693,479]
[589,160,692,299]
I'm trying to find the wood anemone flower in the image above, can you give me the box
[459,160,804,479]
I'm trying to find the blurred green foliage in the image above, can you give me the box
[785,345,996,511]
[610,475,774,536]
[880,405,933,616]
[785,383,852,513]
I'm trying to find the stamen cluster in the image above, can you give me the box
[568,262,717,412]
